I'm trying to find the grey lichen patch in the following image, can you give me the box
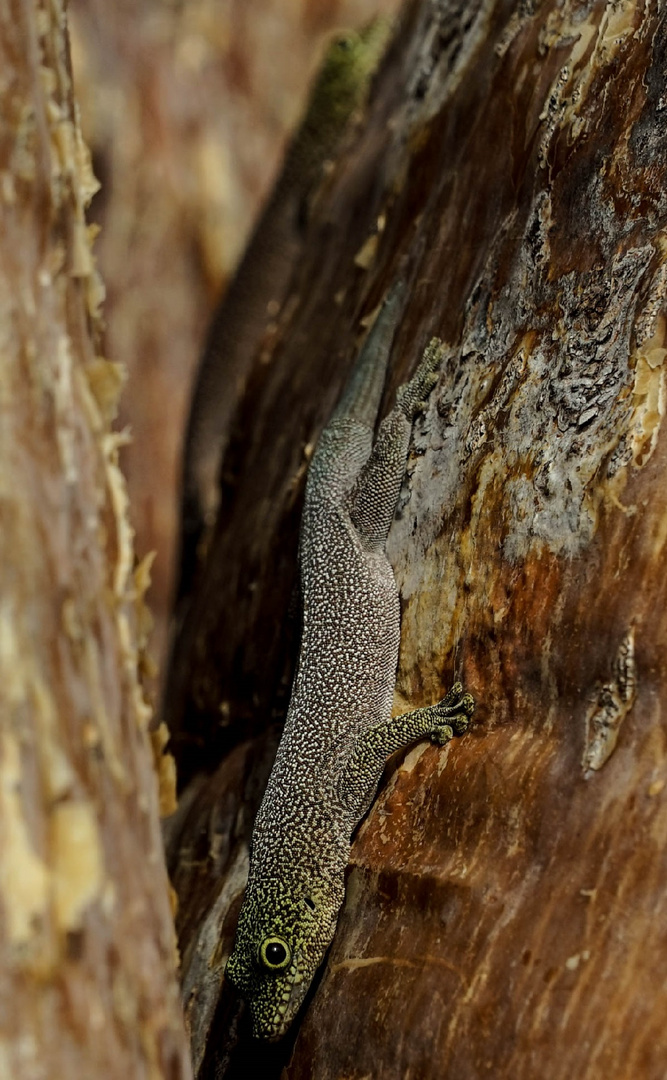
[391,222,660,589]
[499,248,655,560]
[583,628,637,775]
[463,343,528,458]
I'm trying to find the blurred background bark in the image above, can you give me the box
[0,1,190,1076]
[69,0,401,678]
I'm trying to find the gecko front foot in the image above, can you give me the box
[429,684,475,745]
[397,338,446,420]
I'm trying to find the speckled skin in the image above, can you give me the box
[225,289,474,1038]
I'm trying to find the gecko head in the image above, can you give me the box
[225,872,345,1039]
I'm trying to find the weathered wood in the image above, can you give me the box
[0,3,191,1076]
[167,0,667,1076]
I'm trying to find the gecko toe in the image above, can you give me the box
[440,681,463,706]
[432,686,475,738]
[430,723,454,746]
[450,714,471,736]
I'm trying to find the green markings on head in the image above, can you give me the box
[313,18,392,130]
[225,873,345,1039]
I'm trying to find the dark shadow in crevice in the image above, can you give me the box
[200,958,329,1080]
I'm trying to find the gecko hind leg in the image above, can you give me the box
[349,338,446,547]
[306,284,405,507]
[396,338,447,421]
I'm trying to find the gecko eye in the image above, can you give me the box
[259,936,291,971]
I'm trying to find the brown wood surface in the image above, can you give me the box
[0,2,191,1076]
[166,0,667,1076]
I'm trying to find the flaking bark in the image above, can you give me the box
[0,2,191,1077]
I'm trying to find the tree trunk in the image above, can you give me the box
[167,0,667,1077]
[0,2,191,1076]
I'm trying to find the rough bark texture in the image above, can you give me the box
[167,0,667,1076]
[69,0,401,676]
[0,2,190,1076]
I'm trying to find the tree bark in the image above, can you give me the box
[167,0,667,1077]
[0,2,191,1076]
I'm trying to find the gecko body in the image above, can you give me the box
[225,288,474,1038]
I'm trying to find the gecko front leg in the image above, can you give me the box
[337,684,474,821]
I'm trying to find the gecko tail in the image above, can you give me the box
[334,281,405,430]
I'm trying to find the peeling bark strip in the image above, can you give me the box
[583,627,637,773]
[0,2,190,1077]
[167,0,667,1076]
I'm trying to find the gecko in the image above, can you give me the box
[225,285,475,1039]
[178,21,392,602]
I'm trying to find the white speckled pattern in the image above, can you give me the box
[226,292,474,1038]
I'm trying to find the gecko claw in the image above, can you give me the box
[430,723,454,746]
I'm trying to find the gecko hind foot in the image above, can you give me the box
[397,338,446,421]
[429,686,475,745]
[431,723,455,746]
